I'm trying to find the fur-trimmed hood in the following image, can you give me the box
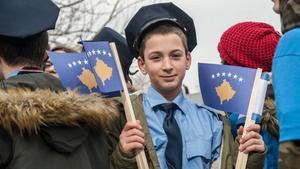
[0,89,119,134]
[262,97,279,138]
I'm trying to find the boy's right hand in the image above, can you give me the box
[119,120,145,155]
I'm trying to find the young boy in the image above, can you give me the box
[119,2,266,169]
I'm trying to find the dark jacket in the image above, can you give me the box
[0,72,121,169]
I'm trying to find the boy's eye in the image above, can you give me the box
[149,54,161,61]
[171,53,183,59]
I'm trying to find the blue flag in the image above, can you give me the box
[47,52,98,94]
[198,63,257,114]
[82,41,123,94]
[47,41,123,95]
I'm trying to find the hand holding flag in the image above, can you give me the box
[198,63,269,169]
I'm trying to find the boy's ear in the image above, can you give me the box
[186,52,192,70]
[137,56,147,75]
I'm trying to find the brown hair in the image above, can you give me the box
[0,32,49,67]
[138,23,188,59]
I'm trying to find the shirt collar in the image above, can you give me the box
[145,85,186,114]
[5,68,21,79]
[5,66,43,79]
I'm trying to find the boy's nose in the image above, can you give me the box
[162,57,173,70]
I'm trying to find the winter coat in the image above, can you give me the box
[0,72,122,169]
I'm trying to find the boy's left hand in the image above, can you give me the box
[237,124,265,153]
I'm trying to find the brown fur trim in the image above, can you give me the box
[262,97,279,138]
[0,89,119,134]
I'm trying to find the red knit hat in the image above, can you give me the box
[218,22,281,72]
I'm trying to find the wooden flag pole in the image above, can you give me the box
[110,43,150,169]
[235,68,262,169]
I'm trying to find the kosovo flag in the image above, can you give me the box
[198,63,257,114]
[47,51,99,94]
[82,41,123,94]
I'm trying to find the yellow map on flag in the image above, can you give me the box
[215,79,236,104]
[78,67,97,92]
[94,58,113,86]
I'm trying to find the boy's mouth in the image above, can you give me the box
[160,75,176,81]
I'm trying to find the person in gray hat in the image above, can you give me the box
[0,1,124,169]
[120,2,266,169]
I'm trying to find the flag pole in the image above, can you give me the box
[235,68,262,169]
[110,42,150,169]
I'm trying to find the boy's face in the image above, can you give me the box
[138,33,191,99]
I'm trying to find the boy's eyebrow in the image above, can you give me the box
[170,49,183,53]
[147,51,162,55]
[147,49,184,55]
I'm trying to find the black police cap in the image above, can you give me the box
[125,2,197,58]
[0,0,59,39]
[93,27,133,81]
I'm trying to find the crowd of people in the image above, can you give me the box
[0,0,299,169]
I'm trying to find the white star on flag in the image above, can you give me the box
[87,51,92,57]
[108,52,112,57]
[72,61,77,66]
[233,75,238,79]
[97,49,101,54]
[102,50,106,55]
[239,78,243,82]
[216,73,220,77]
[78,60,82,65]
[92,50,96,55]
[211,74,215,79]
[68,63,72,68]
[222,72,226,76]
[84,60,88,64]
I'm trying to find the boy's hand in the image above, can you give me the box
[237,124,265,153]
[119,120,145,155]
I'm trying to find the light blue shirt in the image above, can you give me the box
[143,86,223,169]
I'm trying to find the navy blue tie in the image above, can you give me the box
[159,103,182,169]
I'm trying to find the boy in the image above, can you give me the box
[119,2,266,169]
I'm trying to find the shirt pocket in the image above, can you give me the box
[185,137,212,162]
[153,136,166,151]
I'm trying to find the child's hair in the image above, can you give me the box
[0,32,49,67]
[138,23,188,58]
